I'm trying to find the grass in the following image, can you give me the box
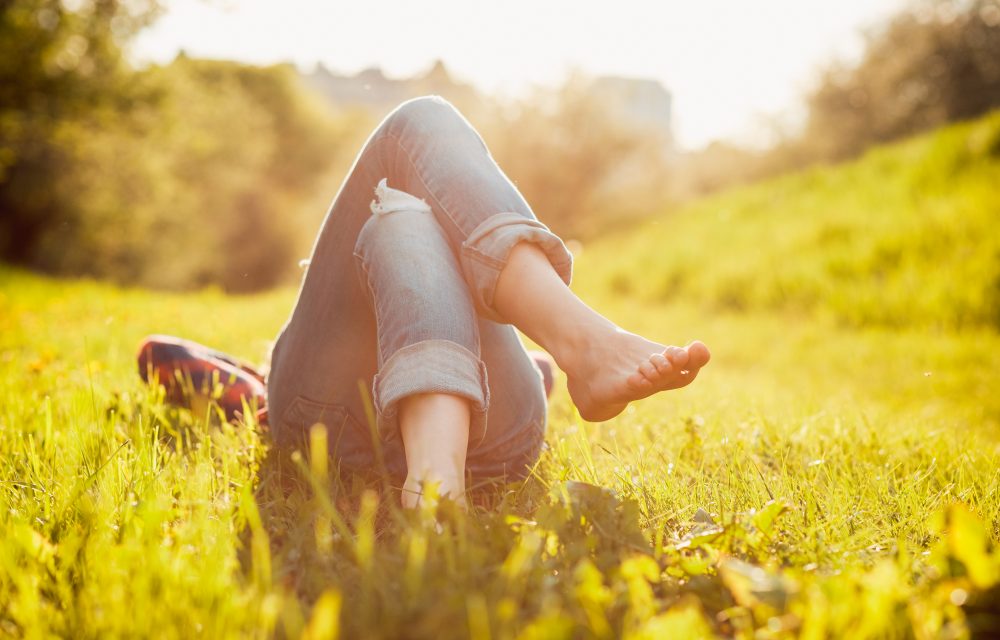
[2,112,1000,638]
[592,110,1000,332]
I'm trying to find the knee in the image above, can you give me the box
[391,94,455,122]
[382,94,466,140]
[353,200,440,269]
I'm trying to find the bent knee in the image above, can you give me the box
[383,94,465,138]
[391,94,454,121]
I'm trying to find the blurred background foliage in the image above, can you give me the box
[802,0,1000,162]
[0,0,998,292]
[477,72,674,240]
[673,0,1000,196]
[0,0,371,291]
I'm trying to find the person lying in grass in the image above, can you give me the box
[140,95,710,509]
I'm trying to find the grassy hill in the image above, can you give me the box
[1,113,999,638]
[580,110,1000,331]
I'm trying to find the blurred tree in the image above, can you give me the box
[663,0,1000,199]
[142,57,362,291]
[479,71,672,240]
[0,0,363,291]
[0,0,161,262]
[801,0,1000,162]
[670,142,766,199]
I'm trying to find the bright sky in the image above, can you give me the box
[132,0,908,149]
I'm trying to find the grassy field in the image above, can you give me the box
[1,113,999,638]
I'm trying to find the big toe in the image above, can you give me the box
[685,341,711,369]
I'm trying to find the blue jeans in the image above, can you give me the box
[266,95,574,481]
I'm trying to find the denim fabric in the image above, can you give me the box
[266,95,574,482]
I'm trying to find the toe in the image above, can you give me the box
[685,341,711,369]
[650,353,672,376]
[638,360,658,381]
[666,346,689,368]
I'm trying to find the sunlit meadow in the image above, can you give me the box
[1,113,999,638]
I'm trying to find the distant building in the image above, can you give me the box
[302,59,483,118]
[301,62,674,155]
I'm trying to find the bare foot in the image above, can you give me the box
[563,327,710,422]
[491,241,710,422]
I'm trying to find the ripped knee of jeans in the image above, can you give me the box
[370,177,432,216]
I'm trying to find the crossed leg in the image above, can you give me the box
[282,95,709,508]
[494,242,710,423]
[398,240,711,508]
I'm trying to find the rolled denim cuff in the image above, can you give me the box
[373,339,490,445]
[459,212,575,323]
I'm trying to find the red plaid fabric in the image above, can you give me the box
[137,334,555,427]
[137,335,268,425]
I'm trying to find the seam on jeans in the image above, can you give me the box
[378,339,486,389]
[461,235,574,272]
[381,131,566,291]
[476,356,490,445]
[372,371,390,443]
[387,96,492,156]
[278,396,369,460]
[353,256,385,363]
[380,131,468,242]
[459,213,574,271]
[461,246,506,270]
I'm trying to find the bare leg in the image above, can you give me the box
[494,242,711,422]
[399,393,470,508]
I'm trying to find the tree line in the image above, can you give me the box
[1,0,368,291]
[678,0,1000,196]
[2,0,997,291]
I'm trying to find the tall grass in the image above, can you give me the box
[1,112,999,638]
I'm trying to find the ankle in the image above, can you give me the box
[398,391,470,498]
[402,471,466,508]
[403,453,466,500]
[549,316,619,375]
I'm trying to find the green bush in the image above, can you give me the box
[801,0,1000,163]
[1,1,369,291]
